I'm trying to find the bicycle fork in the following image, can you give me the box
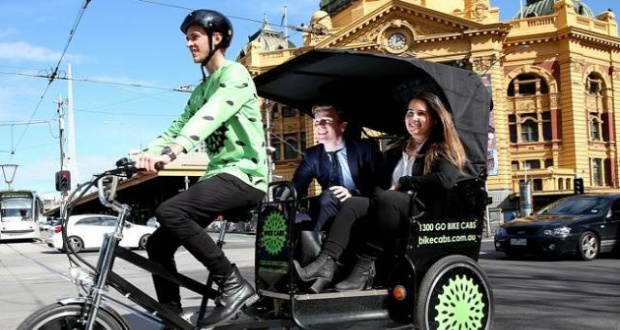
[81,207,130,330]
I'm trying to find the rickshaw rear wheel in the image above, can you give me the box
[416,255,493,330]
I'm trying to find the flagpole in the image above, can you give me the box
[283,5,288,48]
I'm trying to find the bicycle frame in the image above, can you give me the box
[65,173,219,330]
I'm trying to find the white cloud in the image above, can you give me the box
[0,41,84,63]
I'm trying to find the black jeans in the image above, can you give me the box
[362,190,411,258]
[312,189,341,231]
[146,173,265,307]
[322,196,370,260]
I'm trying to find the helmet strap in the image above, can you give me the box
[200,31,221,80]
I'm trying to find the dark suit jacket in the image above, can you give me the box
[292,139,383,199]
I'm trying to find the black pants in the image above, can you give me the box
[312,189,341,231]
[146,173,265,306]
[322,196,370,260]
[362,190,411,258]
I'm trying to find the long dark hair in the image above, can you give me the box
[386,91,466,174]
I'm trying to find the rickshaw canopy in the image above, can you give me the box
[254,48,491,181]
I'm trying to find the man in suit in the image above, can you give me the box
[292,104,382,232]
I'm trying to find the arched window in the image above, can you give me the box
[508,73,549,97]
[283,134,299,159]
[521,118,538,142]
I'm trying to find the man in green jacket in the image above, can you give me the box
[135,9,267,328]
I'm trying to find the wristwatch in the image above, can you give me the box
[161,146,177,161]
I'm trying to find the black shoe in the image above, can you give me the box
[293,253,337,293]
[334,257,375,291]
[299,230,322,266]
[201,265,259,327]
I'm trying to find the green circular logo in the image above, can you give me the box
[260,211,287,255]
[435,274,485,330]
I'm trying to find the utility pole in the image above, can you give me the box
[66,64,78,186]
[56,96,65,173]
[56,96,68,219]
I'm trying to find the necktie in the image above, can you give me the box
[327,150,344,187]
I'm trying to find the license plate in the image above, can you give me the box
[510,238,527,246]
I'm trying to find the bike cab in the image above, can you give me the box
[247,49,494,330]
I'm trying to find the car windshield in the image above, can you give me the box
[536,196,610,215]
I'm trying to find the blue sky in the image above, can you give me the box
[0,0,616,198]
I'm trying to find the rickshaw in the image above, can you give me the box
[16,49,493,330]
[248,49,493,330]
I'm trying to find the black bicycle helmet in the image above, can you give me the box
[180,9,233,49]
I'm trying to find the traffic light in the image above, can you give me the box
[55,170,71,192]
[574,178,584,195]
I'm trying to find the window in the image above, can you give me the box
[75,217,101,226]
[511,161,519,170]
[284,134,299,159]
[587,72,602,95]
[558,178,564,190]
[508,115,517,143]
[533,179,543,191]
[542,111,551,141]
[271,105,280,120]
[300,132,307,152]
[508,73,549,97]
[521,119,538,142]
[525,159,540,169]
[281,105,298,118]
[544,158,553,168]
[592,158,603,186]
[270,139,281,161]
[589,112,601,141]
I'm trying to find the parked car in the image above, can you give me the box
[495,194,620,261]
[47,214,155,253]
[39,217,62,232]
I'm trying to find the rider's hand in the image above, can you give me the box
[329,186,351,202]
[134,154,170,173]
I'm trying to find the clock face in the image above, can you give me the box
[387,32,407,51]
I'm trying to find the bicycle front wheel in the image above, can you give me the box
[17,302,128,330]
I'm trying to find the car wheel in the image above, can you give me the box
[138,234,151,250]
[66,236,84,253]
[577,231,599,261]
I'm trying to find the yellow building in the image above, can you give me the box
[238,0,620,223]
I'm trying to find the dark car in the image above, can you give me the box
[495,194,620,260]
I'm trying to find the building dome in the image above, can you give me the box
[236,19,296,60]
[513,0,594,19]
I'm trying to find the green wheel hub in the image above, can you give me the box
[435,274,485,330]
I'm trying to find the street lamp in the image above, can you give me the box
[0,164,18,190]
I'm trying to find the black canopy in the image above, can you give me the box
[254,49,491,180]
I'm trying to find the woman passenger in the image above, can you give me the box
[333,90,467,291]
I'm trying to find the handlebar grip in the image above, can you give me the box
[154,162,165,171]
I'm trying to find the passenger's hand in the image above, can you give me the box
[134,154,170,173]
[329,186,351,202]
[389,181,401,191]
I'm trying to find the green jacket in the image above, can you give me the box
[144,61,268,192]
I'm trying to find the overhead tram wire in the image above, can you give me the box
[136,0,332,37]
[10,0,92,157]
[0,70,195,93]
